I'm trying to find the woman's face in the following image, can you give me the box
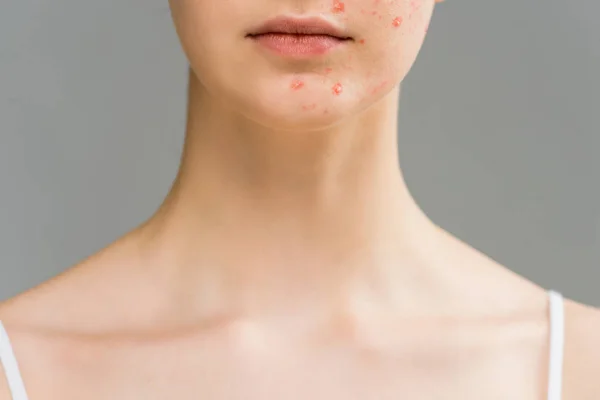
[169,0,437,130]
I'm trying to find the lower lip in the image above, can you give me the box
[249,33,348,56]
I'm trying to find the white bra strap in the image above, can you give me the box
[547,290,565,400]
[0,321,29,400]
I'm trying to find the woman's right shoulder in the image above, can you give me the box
[0,271,73,327]
[0,290,43,400]
[0,266,100,400]
[0,243,122,329]
[0,377,12,400]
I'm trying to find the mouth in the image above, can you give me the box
[246,16,353,57]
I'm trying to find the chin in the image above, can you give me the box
[229,79,365,131]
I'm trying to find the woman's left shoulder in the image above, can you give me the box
[563,297,600,397]
[564,297,600,349]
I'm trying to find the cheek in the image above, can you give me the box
[169,2,211,66]
[340,0,433,99]
[169,0,251,94]
[169,0,244,67]
[353,0,432,52]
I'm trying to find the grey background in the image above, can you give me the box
[0,1,598,304]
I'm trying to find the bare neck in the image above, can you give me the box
[137,71,445,319]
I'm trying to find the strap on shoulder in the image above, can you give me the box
[547,290,565,400]
[0,321,29,400]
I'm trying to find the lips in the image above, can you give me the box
[246,16,353,57]
[247,16,352,40]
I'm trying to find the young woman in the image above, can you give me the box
[0,0,598,399]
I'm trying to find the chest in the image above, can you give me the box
[18,335,551,400]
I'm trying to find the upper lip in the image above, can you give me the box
[247,16,352,40]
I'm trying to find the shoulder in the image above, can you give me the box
[0,292,42,399]
[0,373,12,400]
[563,297,600,398]
[0,322,11,400]
[0,283,82,400]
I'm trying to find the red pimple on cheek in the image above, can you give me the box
[392,16,403,27]
[332,83,343,95]
[324,67,333,75]
[290,79,305,90]
[332,0,345,13]
[359,39,366,44]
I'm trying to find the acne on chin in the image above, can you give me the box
[283,77,394,117]
[175,0,430,126]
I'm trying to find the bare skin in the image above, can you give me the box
[1,0,599,398]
